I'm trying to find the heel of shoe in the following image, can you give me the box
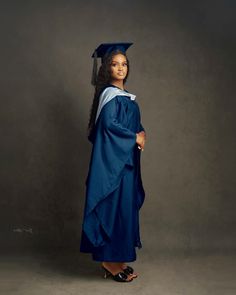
[103,271,109,279]
[102,266,111,279]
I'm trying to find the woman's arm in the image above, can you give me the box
[100,96,146,152]
[101,97,137,143]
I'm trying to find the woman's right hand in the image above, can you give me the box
[136,131,146,150]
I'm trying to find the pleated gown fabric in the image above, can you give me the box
[80,85,145,262]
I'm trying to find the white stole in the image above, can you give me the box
[95,87,136,124]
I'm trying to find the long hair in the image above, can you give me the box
[87,50,130,141]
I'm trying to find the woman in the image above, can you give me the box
[80,43,146,282]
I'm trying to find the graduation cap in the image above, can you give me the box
[91,42,133,86]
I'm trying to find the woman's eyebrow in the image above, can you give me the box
[111,61,127,63]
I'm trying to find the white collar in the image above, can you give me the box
[95,86,136,123]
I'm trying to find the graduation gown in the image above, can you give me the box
[80,85,145,262]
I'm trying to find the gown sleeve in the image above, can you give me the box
[100,96,138,162]
[139,122,145,132]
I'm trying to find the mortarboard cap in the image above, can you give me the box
[91,42,133,86]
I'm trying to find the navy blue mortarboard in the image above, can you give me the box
[91,42,133,86]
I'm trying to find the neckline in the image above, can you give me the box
[108,84,127,92]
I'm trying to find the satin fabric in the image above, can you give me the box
[80,85,145,261]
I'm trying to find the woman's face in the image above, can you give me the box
[109,53,128,82]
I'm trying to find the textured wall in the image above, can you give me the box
[0,0,235,251]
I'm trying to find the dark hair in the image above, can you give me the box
[87,50,130,141]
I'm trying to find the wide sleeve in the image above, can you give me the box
[100,96,137,161]
[84,96,138,214]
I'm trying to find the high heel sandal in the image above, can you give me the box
[101,266,133,282]
[122,265,138,278]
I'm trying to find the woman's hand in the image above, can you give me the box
[136,131,146,151]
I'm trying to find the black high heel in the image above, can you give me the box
[123,265,134,275]
[101,266,133,282]
[123,265,138,277]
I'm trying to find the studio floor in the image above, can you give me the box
[1,248,236,295]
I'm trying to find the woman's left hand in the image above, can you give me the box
[136,131,146,151]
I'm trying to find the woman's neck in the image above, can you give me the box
[110,80,124,90]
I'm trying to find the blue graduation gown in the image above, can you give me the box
[80,86,145,262]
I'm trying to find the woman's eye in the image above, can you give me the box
[111,63,127,67]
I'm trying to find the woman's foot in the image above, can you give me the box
[101,262,133,281]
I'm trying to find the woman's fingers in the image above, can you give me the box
[138,146,144,151]
[136,132,146,149]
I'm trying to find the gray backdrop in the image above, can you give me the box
[0,0,235,253]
